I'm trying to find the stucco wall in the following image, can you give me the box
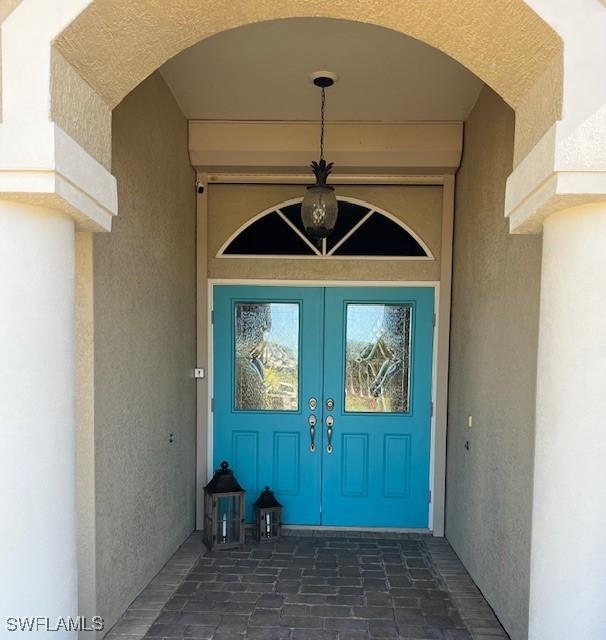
[208,183,442,281]
[93,72,196,630]
[446,87,542,640]
[51,49,112,170]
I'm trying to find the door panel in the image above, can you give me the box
[321,287,434,528]
[213,285,434,529]
[213,285,324,524]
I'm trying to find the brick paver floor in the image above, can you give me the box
[108,531,509,640]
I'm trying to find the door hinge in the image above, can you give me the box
[428,490,432,504]
[211,309,214,324]
[211,397,214,412]
[433,312,436,327]
[430,401,434,417]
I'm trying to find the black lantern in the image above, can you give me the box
[253,486,283,543]
[203,461,245,550]
[301,72,338,241]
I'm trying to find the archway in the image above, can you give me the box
[52,0,563,168]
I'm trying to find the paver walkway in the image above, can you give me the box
[108,532,509,640]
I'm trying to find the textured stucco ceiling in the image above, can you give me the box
[159,18,484,122]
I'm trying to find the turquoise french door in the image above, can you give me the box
[213,286,324,524]
[213,285,434,528]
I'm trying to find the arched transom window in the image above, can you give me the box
[218,197,433,259]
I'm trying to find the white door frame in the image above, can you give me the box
[195,174,454,536]
[205,278,443,533]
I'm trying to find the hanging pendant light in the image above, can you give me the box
[301,72,338,241]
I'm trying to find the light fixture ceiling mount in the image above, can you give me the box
[301,71,339,243]
[309,70,338,88]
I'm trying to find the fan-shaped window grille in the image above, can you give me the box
[219,197,433,259]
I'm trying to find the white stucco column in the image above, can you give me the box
[528,202,606,640]
[0,202,77,636]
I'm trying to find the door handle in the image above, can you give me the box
[308,415,317,452]
[326,416,334,454]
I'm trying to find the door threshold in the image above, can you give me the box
[281,525,433,535]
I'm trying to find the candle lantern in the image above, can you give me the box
[203,461,245,550]
[253,486,283,543]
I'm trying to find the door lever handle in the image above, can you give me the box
[308,415,317,452]
[326,416,334,454]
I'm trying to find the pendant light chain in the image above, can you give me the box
[320,86,326,161]
[301,73,338,242]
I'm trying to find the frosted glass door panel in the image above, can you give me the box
[344,304,411,413]
[234,302,300,411]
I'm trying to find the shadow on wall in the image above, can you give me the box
[91,72,196,631]
[446,86,542,640]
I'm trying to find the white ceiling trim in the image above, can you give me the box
[189,121,463,175]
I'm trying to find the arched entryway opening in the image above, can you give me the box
[50,7,562,639]
[51,1,563,169]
